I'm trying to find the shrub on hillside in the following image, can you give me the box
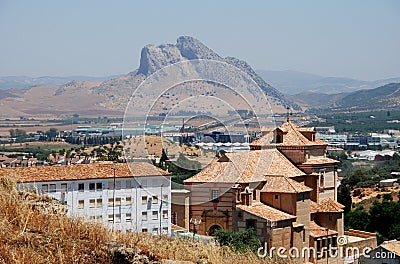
[214,229,261,253]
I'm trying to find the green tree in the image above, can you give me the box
[382,193,393,201]
[337,184,352,214]
[214,229,260,253]
[345,209,370,231]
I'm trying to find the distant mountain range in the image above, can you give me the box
[0,36,298,118]
[256,70,400,95]
[1,39,398,117]
[0,75,122,90]
[289,83,400,111]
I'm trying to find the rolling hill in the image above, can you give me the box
[291,83,400,111]
[257,70,400,95]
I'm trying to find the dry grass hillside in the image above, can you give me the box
[0,176,286,264]
[352,185,400,210]
[124,136,202,158]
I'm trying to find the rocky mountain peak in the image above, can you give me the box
[137,36,222,76]
[134,36,299,110]
[137,44,183,76]
[176,36,222,60]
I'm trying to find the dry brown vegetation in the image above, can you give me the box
[0,176,286,264]
[352,185,400,210]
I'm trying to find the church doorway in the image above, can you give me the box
[208,225,222,236]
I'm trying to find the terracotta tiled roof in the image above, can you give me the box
[381,240,400,256]
[278,122,312,145]
[250,121,327,147]
[171,224,187,232]
[301,158,339,165]
[184,149,305,183]
[260,176,312,193]
[236,202,296,222]
[310,201,320,214]
[318,198,344,213]
[297,127,315,132]
[249,132,274,147]
[309,221,338,238]
[0,162,170,183]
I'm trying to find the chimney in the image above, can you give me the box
[240,187,253,206]
[232,184,242,204]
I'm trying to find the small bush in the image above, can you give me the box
[214,229,261,253]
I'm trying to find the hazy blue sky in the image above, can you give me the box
[0,0,399,80]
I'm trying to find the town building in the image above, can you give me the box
[359,239,400,264]
[0,154,39,168]
[183,120,376,263]
[0,162,172,234]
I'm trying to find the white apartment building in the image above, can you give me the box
[0,162,172,234]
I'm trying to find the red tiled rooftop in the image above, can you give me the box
[318,198,344,213]
[0,162,170,183]
[236,202,296,222]
[301,158,339,165]
[309,221,338,238]
[310,201,320,214]
[184,149,305,183]
[381,240,400,256]
[250,121,327,148]
[310,198,344,213]
[260,175,312,193]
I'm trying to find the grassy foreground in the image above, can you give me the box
[0,177,287,264]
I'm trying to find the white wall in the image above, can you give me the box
[17,176,172,235]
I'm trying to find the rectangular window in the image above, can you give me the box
[142,212,147,221]
[142,196,147,205]
[108,214,113,223]
[115,181,121,190]
[275,194,279,199]
[162,227,168,234]
[78,200,84,209]
[212,190,219,200]
[89,183,95,191]
[42,184,48,194]
[126,180,131,189]
[96,198,102,207]
[49,184,56,193]
[152,196,158,204]
[319,171,325,189]
[142,228,148,233]
[246,219,257,230]
[96,182,102,190]
[61,183,67,193]
[171,212,177,225]
[78,183,84,192]
[108,198,113,206]
[126,213,131,222]
[163,210,168,219]
[89,199,95,208]
[153,227,158,234]
[97,215,103,222]
[152,211,158,220]
[115,214,121,223]
[115,197,121,206]
[126,197,132,205]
